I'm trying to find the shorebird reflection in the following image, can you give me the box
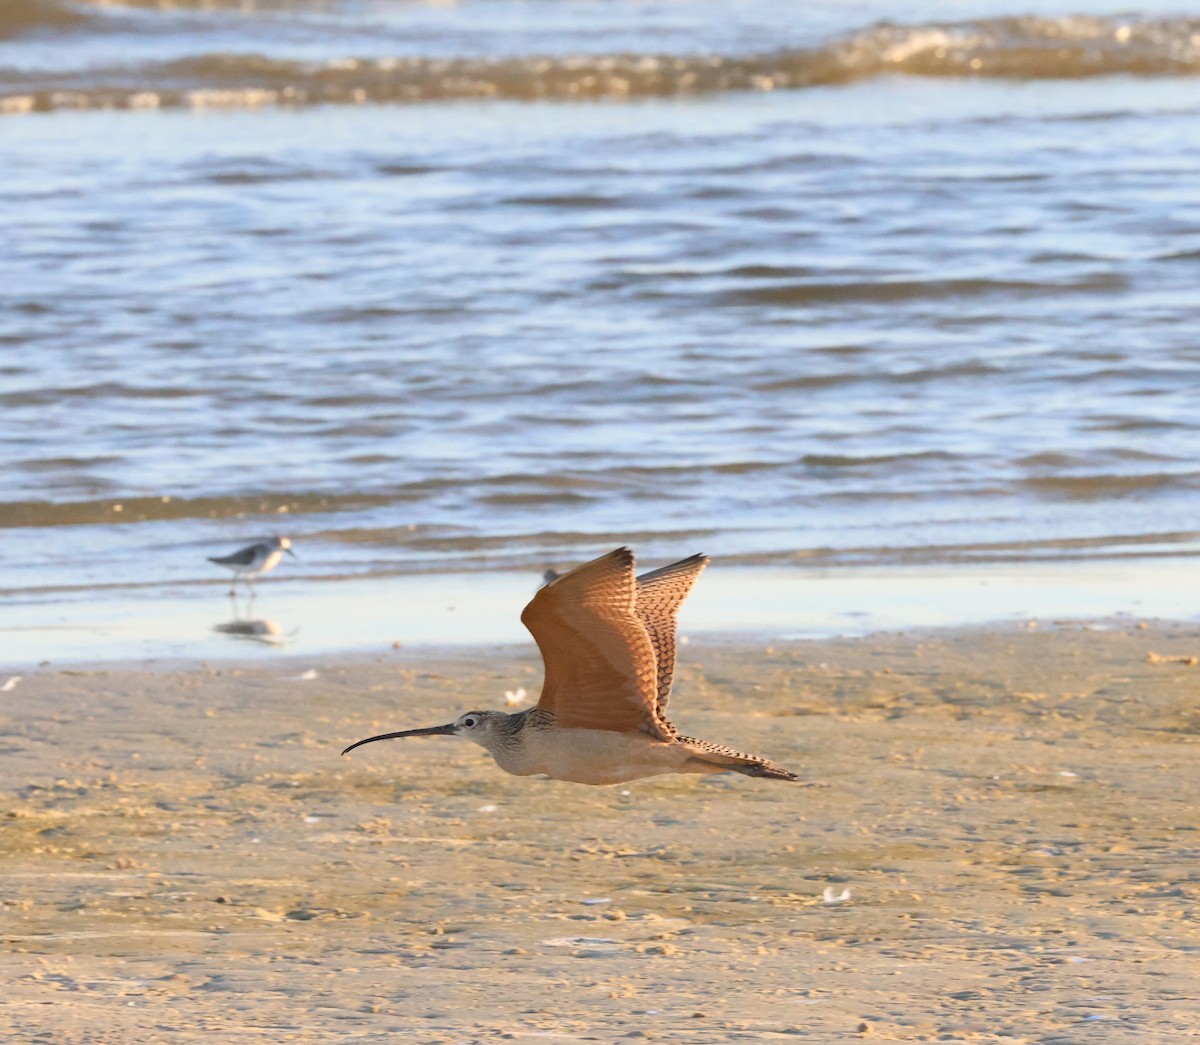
[213,594,290,647]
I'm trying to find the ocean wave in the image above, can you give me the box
[4,15,1200,113]
[0,491,396,529]
[76,0,331,8]
[0,0,91,39]
[715,272,1129,307]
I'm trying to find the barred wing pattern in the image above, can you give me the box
[522,547,673,740]
[634,553,709,714]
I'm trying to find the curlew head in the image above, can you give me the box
[341,709,510,757]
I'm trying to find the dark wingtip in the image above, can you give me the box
[611,546,637,571]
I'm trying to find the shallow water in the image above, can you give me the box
[1,558,1195,668]
[2,0,1200,625]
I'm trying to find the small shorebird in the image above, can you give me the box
[208,536,295,595]
[343,547,799,784]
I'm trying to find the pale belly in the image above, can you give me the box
[247,549,282,576]
[495,727,691,786]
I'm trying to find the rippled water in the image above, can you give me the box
[2,0,1200,621]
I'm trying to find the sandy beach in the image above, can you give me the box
[2,624,1197,1042]
[7,1,1200,1041]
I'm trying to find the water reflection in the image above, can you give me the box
[212,594,291,647]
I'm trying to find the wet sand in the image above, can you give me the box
[2,625,1198,1043]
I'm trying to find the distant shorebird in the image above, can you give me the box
[208,536,295,595]
[343,547,799,785]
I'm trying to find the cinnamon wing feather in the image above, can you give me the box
[521,547,672,740]
[634,553,709,713]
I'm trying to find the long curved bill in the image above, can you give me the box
[341,722,455,756]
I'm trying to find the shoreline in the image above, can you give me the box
[1,615,1197,681]
[2,557,1197,671]
[1,625,1197,1041]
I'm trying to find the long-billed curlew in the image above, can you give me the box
[343,547,800,784]
[208,536,296,596]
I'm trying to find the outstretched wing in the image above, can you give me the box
[635,554,709,713]
[521,548,672,740]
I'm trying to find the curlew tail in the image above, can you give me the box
[676,736,801,782]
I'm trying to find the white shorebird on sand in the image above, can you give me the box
[208,536,295,596]
[343,547,800,785]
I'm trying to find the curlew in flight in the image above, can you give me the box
[343,547,799,785]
